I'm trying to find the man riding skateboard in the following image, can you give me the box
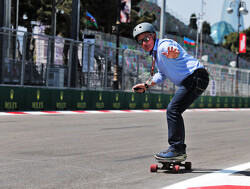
[132,22,209,162]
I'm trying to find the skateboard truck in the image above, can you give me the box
[150,160,192,173]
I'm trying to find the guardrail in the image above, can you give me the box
[0,86,249,111]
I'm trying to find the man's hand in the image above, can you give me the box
[162,47,180,59]
[132,83,146,93]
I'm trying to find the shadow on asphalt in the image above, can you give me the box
[153,168,222,174]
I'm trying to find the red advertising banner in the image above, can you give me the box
[239,33,246,53]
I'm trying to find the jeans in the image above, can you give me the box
[166,68,209,152]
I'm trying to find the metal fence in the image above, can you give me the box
[0,28,250,97]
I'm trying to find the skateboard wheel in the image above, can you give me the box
[185,162,192,170]
[173,165,179,173]
[150,164,158,172]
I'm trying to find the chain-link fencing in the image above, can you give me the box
[0,28,249,97]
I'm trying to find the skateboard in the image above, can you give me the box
[150,159,192,173]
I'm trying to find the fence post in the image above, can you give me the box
[248,71,250,97]
[67,41,73,88]
[87,44,91,89]
[20,33,27,86]
[240,69,244,96]
[121,49,125,90]
[136,55,139,83]
[45,38,51,87]
[104,47,108,89]
[218,66,222,96]
[233,69,236,96]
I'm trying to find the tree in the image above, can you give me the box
[39,0,80,38]
[223,32,238,53]
[17,0,156,38]
[223,26,250,61]
[202,21,211,35]
[16,0,156,66]
[18,1,43,33]
[18,0,39,61]
[79,0,155,38]
[80,0,117,33]
[188,13,197,31]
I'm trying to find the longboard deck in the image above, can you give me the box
[150,160,192,173]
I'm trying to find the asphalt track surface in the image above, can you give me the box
[0,110,250,189]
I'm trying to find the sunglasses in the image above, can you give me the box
[137,35,152,45]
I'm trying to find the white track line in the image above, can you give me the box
[162,162,250,189]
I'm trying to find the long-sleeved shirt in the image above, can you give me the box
[151,38,204,87]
